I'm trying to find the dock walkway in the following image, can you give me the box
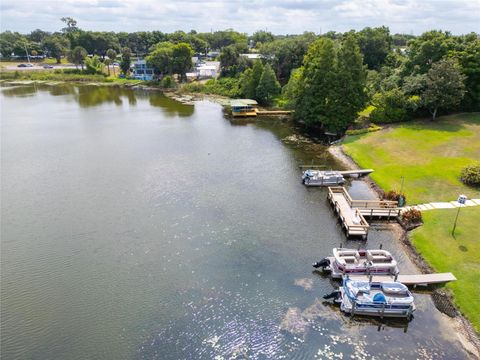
[348,272,456,286]
[338,169,374,177]
[328,187,369,239]
[328,187,402,239]
[256,110,293,116]
[401,198,480,213]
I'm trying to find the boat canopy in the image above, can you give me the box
[230,99,258,107]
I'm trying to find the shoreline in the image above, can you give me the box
[328,144,480,358]
[0,78,233,105]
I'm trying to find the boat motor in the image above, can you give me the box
[312,258,330,269]
[323,290,340,300]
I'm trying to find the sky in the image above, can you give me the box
[0,0,479,35]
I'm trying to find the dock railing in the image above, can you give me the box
[345,208,370,234]
[330,186,399,209]
[328,187,370,238]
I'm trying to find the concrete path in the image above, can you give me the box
[401,199,480,212]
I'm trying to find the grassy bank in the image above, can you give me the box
[411,207,480,332]
[0,70,154,88]
[343,113,480,204]
[341,113,480,333]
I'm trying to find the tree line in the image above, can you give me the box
[1,19,478,133]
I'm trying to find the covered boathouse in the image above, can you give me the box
[230,99,258,117]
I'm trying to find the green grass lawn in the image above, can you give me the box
[343,113,480,204]
[411,207,480,332]
[342,113,480,333]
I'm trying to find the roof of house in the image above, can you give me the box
[230,99,258,107]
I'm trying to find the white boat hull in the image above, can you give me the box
[338,280,416,319]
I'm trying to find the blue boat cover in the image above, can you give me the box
[373,293,387,303]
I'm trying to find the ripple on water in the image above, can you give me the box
[135,287,315,359]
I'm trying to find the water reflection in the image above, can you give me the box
[77,85,124,107]
[0,83,194,117]
[149,93,194,117]
[1,85,470,360]
[1,84,38,97]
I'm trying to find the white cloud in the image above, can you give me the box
[0,0,478,34]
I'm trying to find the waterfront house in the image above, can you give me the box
[133,59,154,80]
[197,64,217,78]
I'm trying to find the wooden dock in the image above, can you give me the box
[298,167,373,178]
[329,186,401,220]
[327,187,403,238]
[348,273,456,286]
[338,169,374,177]
[256,110,293,116]
[328,187,369,239]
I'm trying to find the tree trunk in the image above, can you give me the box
[431,107,438,121]
[56,56,61,64]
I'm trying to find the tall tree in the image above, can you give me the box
[256,64,281,105]
[333,34,368,130]
[294,38,337,129]
[120,47,131,75]
[28,29,50,43]
[42,35,70,63]
[260,33,316,84]
[106,48,117,75]
[67,46,87,69]
[357,26,392,70]
[294,36,367,133]
[422,58,466,120]
[250,30,274,47]
[239,60,263,99]
[171,42,194,82]
[60,17,79,34]
[146,42,174,76]
[91,32,119,59]
[453,38,480,111]
[219,45,240,76]
[282,67,304,109]
[403,30,457,74]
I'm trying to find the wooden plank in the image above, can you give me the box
[299,164,327,169]
[339,169,374,177]
[329,189,369,237]
[348,273,456,285]
[359,209,401,217]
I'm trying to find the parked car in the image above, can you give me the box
[112,62,119,66]
[25,63,34,67]
[43,65,54,69]
[17,63,27,67]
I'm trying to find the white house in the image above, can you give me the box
[240,53,263,60]
[197,65,217,78]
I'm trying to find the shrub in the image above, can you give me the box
[346,123,382,135]
[384,190,402,201]
[369,88,409,123]
[204,77,242,97]
[181,81,204,93]
[401,208,422,225]
[62,68,83,75]
[160,75,175,89]
[84,55,105,75]
[461,164,480,186]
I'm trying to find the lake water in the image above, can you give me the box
[0,84,469,359]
